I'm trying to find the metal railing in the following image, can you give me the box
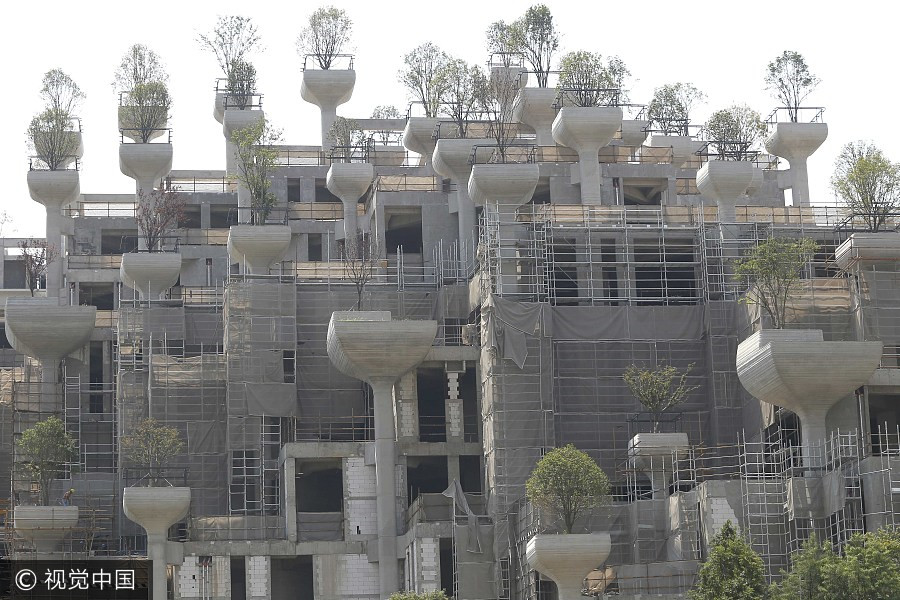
[67,255,122,269]
[63,202,135,218]
[301,53,354,70]
[765,106,826,125]
[29,156,80,171]
[164,175,236,193]
[374,175,446,193]
[293,413,373,442]
[119,128,172,144]
[468,144,536,165]
[273,148,326,166]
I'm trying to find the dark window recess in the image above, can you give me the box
[308,234,323,261]
[407,456,449,504]
[417,367,446,442]
[3,260,25,289]
[385,211,423,255]
[283,350,296,384]
[0,326,11,349]
[210,206,237,228]
[459,455,481,493]
[271,557,313,600]
[440,538,454,594]
[81,283,115,310]
[296,465,343,512]
[231,557,247,600]
[180,206,202,228]
[101,232,138,254]
[550,240,578,305]
[460,367,479,442]
[89,341,105,413]
[288,179,304,203]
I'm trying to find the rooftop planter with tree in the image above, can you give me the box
[830,141,900,233]
[120,189,185,300]
[399,43,451,161]
[525,444,612,600]
[623,363,697,498]
[198,15,262,118]
[27,70,84,172]
[121,417,184,487]
[115,44,171,143]
[14,416,80,552]
[645,82,706,167]
[765,50,820,124]
[511,4,559,89]
[551,51,628,204]
[19,238,57,297]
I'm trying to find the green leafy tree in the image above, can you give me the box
[370,106,401,145]
[17,416,77,505]
[831,141,900,233]
[27,70,84,170]
[830,529,900,600]
[297,6,352,70]
[765,51,820,123]
[113,43,168,91]
[769,534,835,600]
[135,188,186,252]
[525,444,610,534]
[120,81,172,143]
[623,363,698,432]
[232,116,282,224]
[486,20,521,67]
[120,418,185,486]
[558,51,630,107]
[389,591,449,600]
[328,116,366,162]
[398,43,450,119]
[226,59,257,109]
[702,105,766,160]
[438,59,488,138]
[512,5,559,88]
[19,238,57,297]
[198,15,262,81]
[691,521,766,600]
[647,82,705,135]
[733,237,819,330]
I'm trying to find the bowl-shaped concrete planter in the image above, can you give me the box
[620,119,649,147]
[123,486,191,535]
[551,107,623,154]
[468,163,540,207]
[5,299,96,362]
[120,252,183,299]
[696,160,759,221]
[228,225,292,275]
[401,117,439,160]
[119,143,173,188]
[14,506,79,552]
[512,88,558,146]
[27,169,80,208]
[736,329,882,453]
[646,134,704,168]
[526,533,612,600]
[764,122,828,163]
[300,70,356,109]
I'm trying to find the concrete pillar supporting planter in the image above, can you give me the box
[696,160,758,222]
[222,109,265,181]
[513,88,558,146]
[552,107,623,204]
[119,143,173,197]
[227,225,292,275]
[326,163,374,240]
[327,311,437,597]
[764,122,828,206]
[401,117,439,164]
[526,533,612,600]
[301,69,356,150]
[27,169,80,299]
[120,253,183,300]
[123,487,191,600]
[14,506,79,552]
[433,139,482,260]
[628,432,690,499]
[736,329,882,465]
[646,134,704,168]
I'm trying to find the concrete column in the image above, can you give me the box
[552,107,622,205]
[284,458,297,542]
[300,70,356,150]
[147,532,168,600]
[371,377,399,595]
[246,556,271,600]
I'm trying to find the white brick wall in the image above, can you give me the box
[418,537,440,592]
[347,498,377,535]
[346,457,376,496]
[178,556,200,599]
[177,556,230,600]
[447,401,462,439]
[707,497,738,533]
[247,556,270,599]
[314,554,380,599]
[447,372,459,400]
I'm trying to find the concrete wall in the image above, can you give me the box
[314,554,379,600]
[344,456,378,539]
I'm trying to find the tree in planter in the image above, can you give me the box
[481,61,522,163]
[328,116,367,162]
[733,236,819,330]
[231,117,282,224]
[226,59,257,110]
[690,521,766,600]
[438,59,488,139]
[370,106,401,145]
[135,188,186,252]
[297,6,353,70]
[525,444,610,534]
[17,416,77,505]
[115,44,171,143]
[623,363,698,433]
[399,43,450,120]
[198,15,262,83]
[702,105,766,161]
[28,70,84,170]
[19,238,58,297]
[558,51,630,107]
[486,20,521,67]
[343,231,381,310]
[765,50,820,123]
[830,141,900,233]
[512,4,559,88]
[120,418,184,486]
[647,82,706,135]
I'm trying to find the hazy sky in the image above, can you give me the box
[3,0,896,236]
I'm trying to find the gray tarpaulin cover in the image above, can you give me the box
[245,383,298,417]
[487,294,705,368]
[443,479,483,553]
[187,421,226,454]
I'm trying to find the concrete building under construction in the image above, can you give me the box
[3,50,900,600]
